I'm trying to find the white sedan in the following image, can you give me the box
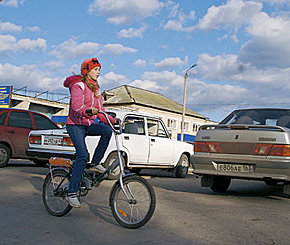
[26,110,193,179]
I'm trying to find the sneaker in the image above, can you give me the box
[66,194,81,208]
[89,164,107,173]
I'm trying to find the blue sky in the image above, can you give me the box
[1,0,290,122]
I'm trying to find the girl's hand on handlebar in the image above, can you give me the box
[85,108,99,116]
[91,108,99,115]
[114,118,121,125]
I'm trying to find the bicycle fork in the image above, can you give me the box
[114,134,135,202]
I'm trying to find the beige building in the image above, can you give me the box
[12,93,69,117]
[11,85,214,142]
[102,85,213,142]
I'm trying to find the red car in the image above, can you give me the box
[0,108,59,167]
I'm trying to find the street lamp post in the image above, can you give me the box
[181,64,197,142]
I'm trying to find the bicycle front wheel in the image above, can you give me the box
[42,169,73,217]
[109,175,156,229]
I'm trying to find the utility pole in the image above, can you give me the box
[181,64,197,142]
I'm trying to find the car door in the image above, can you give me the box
[4,111,34,157]
[147,118,174,165]
[121,116,150,163]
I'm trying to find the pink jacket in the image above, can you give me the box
[64,75,115,126]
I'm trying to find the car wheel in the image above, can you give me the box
[0,144,11,168]
[33,159,49,167]
[103,152,124,180]
[210,176,231,192]
[175,154,189,178]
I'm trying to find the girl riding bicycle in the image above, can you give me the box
[64,57,119,208]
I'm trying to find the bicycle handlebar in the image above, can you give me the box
[85,109,122,134]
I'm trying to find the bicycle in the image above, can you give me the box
[42,110,156,229]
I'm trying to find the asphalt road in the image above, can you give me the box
[0,160,289,245]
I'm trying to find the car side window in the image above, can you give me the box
[123,116,145,135]
[7,111,33,129]
[147,119,168,138]
[33,114,58,130]
[0,111,8,125]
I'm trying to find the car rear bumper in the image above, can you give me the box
[26,148,76,160]
[191,154,290,182]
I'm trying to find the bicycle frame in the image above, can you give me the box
[49,111,134,201]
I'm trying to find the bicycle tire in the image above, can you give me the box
[42,168,73,217]
[109,175,156,229]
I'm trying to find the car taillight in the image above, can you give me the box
[194,142,208,152]
[63,137,74,147]
[30,135,41,144]
[269,145,290,157]
[194,142,222,153]
[206,142,222,153]
[253,144,272,156]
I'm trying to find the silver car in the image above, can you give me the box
[191,108,290,194]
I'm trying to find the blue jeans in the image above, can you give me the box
[66,123,112,193]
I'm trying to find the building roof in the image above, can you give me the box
[103,85,207,119]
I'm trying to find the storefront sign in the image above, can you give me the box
[0,86,12,108]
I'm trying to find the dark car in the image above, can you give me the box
[191,108,290,194]
[0,108,59,167]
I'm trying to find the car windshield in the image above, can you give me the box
[220,109,290,128]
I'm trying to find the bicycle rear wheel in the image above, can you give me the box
[42,168,73,216]
[109,175,156,229]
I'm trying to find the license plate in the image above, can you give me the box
[44,136,63,146]
[217,163,254,173]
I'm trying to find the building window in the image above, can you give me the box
[192,123,201,132]
[180,121,190,131]
[167,118,177,129]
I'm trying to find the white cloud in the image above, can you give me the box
[194,52,290,111]
[258,0,290,5]
[117,25,147,39]
[163,8,196,32]
[133,59,147,67]
[99,71,129,88]
[129,79,163,91]
[26,26,40,32]
[197,53,244,81]
[98,43,137,56]
[88,0,163,25]
[17,38,46,52]
[2,0,24,7]
[246,13,290,39]
[0,21,22,33]
[50,38,100,59]
[0,35,46,53]
[44,61,66,70]
[186,78,248,106]
[194,0,290,69]
[195,0,263,31]
[0,63,63,90]
[129,70,183,94]
[154,56,188,70]
[239,13,290,68]
[168,3,179,18]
